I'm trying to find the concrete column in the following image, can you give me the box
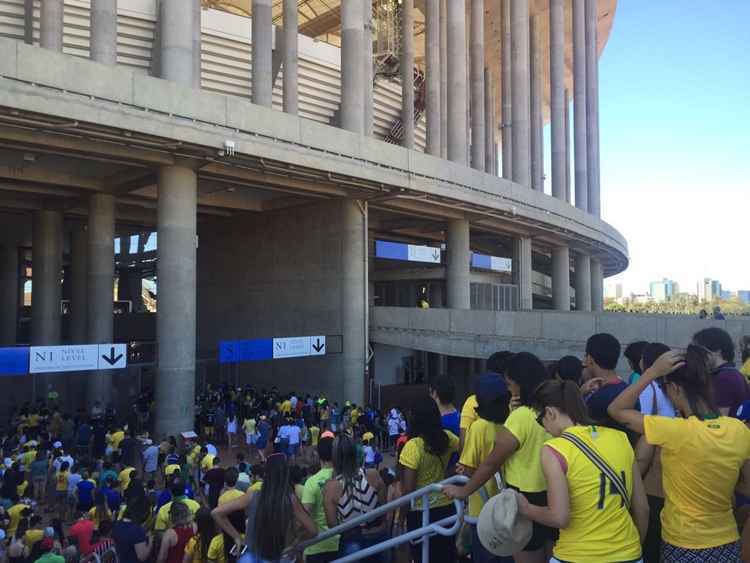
[514,237,532,310]
[586,0,601,217]
[401,0,415,149]
[447,219,470,309]
[573,0,588,211]
[341,200,366,405]
[32,209,62,345]
[363,0,374,136]
[591,258,604,311]
[40,0,64,51]
[90,0,117,65]
[550,0,566,200]
[470,0,485,171]
[252,0,273,107]
[565,89,572,203]
[155,165,197,438]
[439,0,448,158]
[425,0,441,156]
[23,0,33,45]
[551,246,570,311]
[484,68,494,174]
[282,0,298,114]
[500,0,512,179]
[193,0,201,89]
[574,253,591,311]
[161,0,194,85]
[70,226,88,344]
[0,242,18,345]
[511,0,531,188]
[87,194,115,405]
[341,0,364,133]
[447,0,467,164]
[529,15,543,191]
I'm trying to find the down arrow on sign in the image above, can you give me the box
[311,337,326,355]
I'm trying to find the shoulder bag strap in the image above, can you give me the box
[649,382,659,415]
[561,432,631,510]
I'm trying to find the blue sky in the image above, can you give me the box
[551,1,750,295]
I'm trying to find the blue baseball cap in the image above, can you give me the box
[736,400,750,421]
[474,373,510,402]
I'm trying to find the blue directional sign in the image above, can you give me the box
[0,347,29,376]
[238,339,273,362]
[219,336,325,364]
[219,340,239,364]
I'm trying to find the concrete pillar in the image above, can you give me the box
[550,0,566,200]
[90,0,117,65]
[447,219,470,309]
[40,0,64,51]
[341,200,367,404]
[573,0,588,211]
[470,0,485,171]
[118,270,144,312]
[161,0,194,85]
[591,258,604,311]
[341,0,364,133]
[401,0,415,149]
[565,89,572,203]
[447,0,467,164]
[529,15,543,191]
[363,0,374,136]
[32,209,62,345]
[252,0,273,107]
[484,68,494,174]
[514,237,532,310]
[511,0,531,188]
[282,0,298,114]
[425,0,441,156]
[500,0,512,179]
[439,0,448,158]
[574,253,591,311]
[70,226,88,344]
[193,0,201,89]
[23,0,33,45]
[0,242,18,346]
[87,193,115,405]
[586,0,601,217]
[155,165,197,438]
[551,246,570,311]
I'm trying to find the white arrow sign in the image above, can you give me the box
[98,344,127,370]
[29,343,128,374]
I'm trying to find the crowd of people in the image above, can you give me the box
[0,325,749,563]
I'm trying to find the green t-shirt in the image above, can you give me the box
[301,467,339,556]
[35,553,65,563]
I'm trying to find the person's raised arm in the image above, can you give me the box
[608,351,684,435]
[517,446,570,529]
[211,491,253,548]
[630,461,650,543]
[443,427,518,500]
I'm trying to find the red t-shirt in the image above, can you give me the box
[69,518,95,555]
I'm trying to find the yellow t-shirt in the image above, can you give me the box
[281,400,292,415]
[250,480,263,492]
[207,534,229,563]
[22,449,37,467]
[28,414,40,428]
[399,431,459,509]
[459,419,502,518]
[200,454,216,473]
[187,446,202,466]
[7,503,30,536]
[460,395,479,431]
[185,534,226,563]
[741,358,750,380]
[24,528,44,548]
[16,480,28,498]
[218,488,244,505]
[119,467,135,491]
[154,498,201,531]
[310,426,321,447]
[645,415,750,549]
[502,406,550,492]
[351,409,361,425]
[87,506,113,528]
[110,431,125,450]
[55,471,70,492]
[164,464,181,477]
[546,426,641,562]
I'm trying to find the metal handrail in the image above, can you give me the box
[298,474,470,563]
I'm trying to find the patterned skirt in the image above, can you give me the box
[661,541,741,563]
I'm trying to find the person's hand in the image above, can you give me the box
[515,491,532,518]
[580,377,604,395]
[442,484,468,500]
[645,351,685,379]
[509,395,522,411]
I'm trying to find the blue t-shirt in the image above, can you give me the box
[76,480,96,510]
[440,411,460,436]
[112,521,146,563]
[101,486,121,512]
[586,381,640,432]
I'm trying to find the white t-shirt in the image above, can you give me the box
[364,445,375,464]
[206,443,218,456]
[290,396,298,409]
[67,472,82,494]
[54,455,74,473]
[142,445,159,473]
[388,417,401,436]
[638,382,676,418]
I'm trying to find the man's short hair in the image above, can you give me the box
[585,333,621,370]
[693,327,735,363]
[317,437,334,462]
[429,375,455,405]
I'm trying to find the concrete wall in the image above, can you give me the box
[197,200,365,403]
[372,343,414,386]
[371,307,750,374]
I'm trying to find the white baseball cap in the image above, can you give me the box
[476,489,533,557]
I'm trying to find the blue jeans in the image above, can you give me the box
[339,530,390,563]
